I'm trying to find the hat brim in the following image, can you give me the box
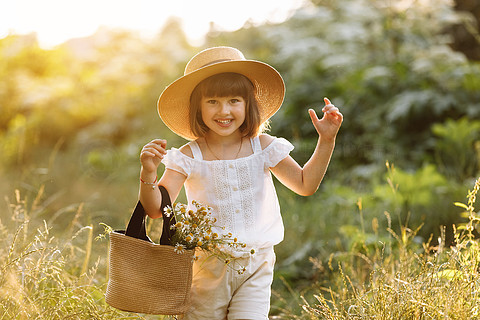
[157,60,285,140]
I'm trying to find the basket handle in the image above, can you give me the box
[125,185,176,245]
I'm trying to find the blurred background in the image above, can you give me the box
[1,0,479,317]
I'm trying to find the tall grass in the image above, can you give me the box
[300,177,480,319]
[0,189,168,319]
[1,177,479,319]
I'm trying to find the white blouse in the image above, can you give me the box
[161,136,294,250]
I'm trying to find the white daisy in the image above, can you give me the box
[163,206,172,217]
[173,244,185,254]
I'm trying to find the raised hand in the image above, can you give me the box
[308,97,343,142]
[140,139,167,173]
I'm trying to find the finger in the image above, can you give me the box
[144,142,167,154]
[308,108,320,122]
[141,147,165,159]
[322,104,336,111]
[328,110,343,123]
[150,139,167,148]
[323,106,340,114]
[335,110,344,121]
[322,98,335,111]
[140,150,157,158]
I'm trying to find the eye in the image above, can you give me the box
[230,98,242,104]
[205,99,217,104]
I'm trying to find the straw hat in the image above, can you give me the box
[157,46,285,140]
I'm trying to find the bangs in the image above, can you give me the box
[196,72,254,98]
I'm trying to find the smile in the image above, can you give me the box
[215,119,232,125]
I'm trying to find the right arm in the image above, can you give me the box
[139,139,187,219]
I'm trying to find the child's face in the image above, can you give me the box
[200,95,246,138]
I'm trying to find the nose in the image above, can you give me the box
[218,101,230,115]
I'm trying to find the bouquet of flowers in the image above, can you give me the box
[163,200,254,273]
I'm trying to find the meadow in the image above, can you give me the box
[1,168,479,319]
[1,0,480,318]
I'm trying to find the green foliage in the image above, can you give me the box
[271,162,470,317]
[432,117,480,180]
[0,24,195,219]
[1,0,480,318]
[210,0,480,173]
[375,163,448,208]
[300,178,480,320]
[370,163,454,238]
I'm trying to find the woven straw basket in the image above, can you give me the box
[105,186,193,315]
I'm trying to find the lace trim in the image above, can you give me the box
[212,162,235,234]
[236,159,255,233]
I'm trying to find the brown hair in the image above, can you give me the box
[189,72,266,138]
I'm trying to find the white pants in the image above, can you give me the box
[181,247,276,320]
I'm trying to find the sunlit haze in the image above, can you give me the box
[0,0,306,48]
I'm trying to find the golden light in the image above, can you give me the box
[0,0,305,48]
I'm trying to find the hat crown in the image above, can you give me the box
[184,47,246,76]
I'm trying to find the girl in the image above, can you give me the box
[139,47,342,319]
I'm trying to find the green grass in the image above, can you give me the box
[1,177,479,319]
[279,177,480,319]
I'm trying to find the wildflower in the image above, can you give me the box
[174,244,185,254]
[167,199,250,274]
[186,233,194,242]
[163,207,172,217]
[174,202,183,212]
[250,249,255,255]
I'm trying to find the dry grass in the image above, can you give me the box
[0,189,169,319]
[301,177,480,319]
[2,177,479,319]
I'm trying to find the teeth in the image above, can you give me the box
[216,120,231,124]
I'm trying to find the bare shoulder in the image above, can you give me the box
[258,133,275,150]
[179,144,193,158]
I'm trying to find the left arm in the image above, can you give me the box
[270,98,343,196]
